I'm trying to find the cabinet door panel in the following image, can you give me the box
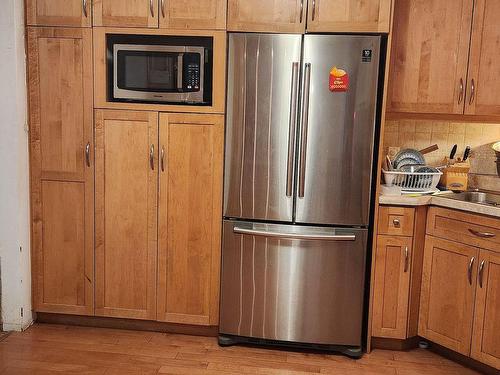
[93,0,158,27]
[27,0,91,27]
[227,0,305,33]
[95,110,158,320]
[307,0,391,33]
[28,27,94,316]
[466,0,500,116]
[419,236,478,355]
[471,250,500,369]
[372,236,412,339]
[159,0,226,29]
[388,0,473,114]
[158,113,223,325]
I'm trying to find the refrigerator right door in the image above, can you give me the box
[295,35,381,226]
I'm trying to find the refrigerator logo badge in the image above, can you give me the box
[329,67,349,92]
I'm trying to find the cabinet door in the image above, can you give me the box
[372,236,412,339]
[387,0,473,114]
[27,0,91,27]
[93,0,158,27]
[28,27,94,315]
[157,113,223,325]
[307,0,391,33]
[227,0,305,33]
[471,250,500,369]
[465,0,500,116]
[419,236,478,355]
[95,110,158,320]
[159,0,226,29]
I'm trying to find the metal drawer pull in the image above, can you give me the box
[478,260,486,288]
[299,0,304,23]
[233,227,356,241]
[458,78,464,104]
[404,246,409,273]
[469,79,475,105]
[393,218,401,228]
[161,0,166,18]
[161,146,165,172]
[468,228,496,238]
[85,142,91,167]
[312,0,316,21]
[82,0,88,18]
[150,0,154,17]
[468,257,475,285]
[150,144,155,170]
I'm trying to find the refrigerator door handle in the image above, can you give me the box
[286,62,300,197]
[298,63,312,198]
[233,226,356,241]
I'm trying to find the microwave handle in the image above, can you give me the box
[177,54,183,90]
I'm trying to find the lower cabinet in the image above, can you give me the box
[372,236,412,338]
[94,110,159,320]
[157,113,223,325]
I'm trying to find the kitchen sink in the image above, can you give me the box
[442,191,500,207]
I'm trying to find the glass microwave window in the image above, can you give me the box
[117,51,179,92]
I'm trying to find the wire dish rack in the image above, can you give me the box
[382,169,443,193]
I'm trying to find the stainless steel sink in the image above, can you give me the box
[442,191,500,207]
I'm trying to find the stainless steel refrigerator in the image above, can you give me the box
[219,33,382,356]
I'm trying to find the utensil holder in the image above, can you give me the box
[440,158,470,191]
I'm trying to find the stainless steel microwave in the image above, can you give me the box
[109,36,212,105]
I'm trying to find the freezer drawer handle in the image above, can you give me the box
[233,226,356,241]
[286,62,300,197]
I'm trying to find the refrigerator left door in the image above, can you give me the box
[224,33,302,222]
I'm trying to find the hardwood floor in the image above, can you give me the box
[0,324,479,374]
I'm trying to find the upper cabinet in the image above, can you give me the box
[466,0,500,116]
[387,0,473,115]
[307,0,391,33]
[93,0,226,29]
[388,0,500,118]
[26,0,92,27]
[159,0,226,29]
[227,0,305,33]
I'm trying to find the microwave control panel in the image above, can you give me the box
[183,53,201,92]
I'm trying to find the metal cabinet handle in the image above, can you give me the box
[82,0,88,18]
[85,142,91,167]
[404,246,409,273]
[150,144,155,170]
[299,0,304,23]
[458,78,464,105]
[160,146,165,172]
[312,0,316,21]
[469,79,475,105]
[150,0,154,17]
[478,260,486,288]
[298,63,311,198]
[286,62,300,197]
[468,257,475,285]
[468,228,496,238]
[393,219,401,228]
[161,0,166,18]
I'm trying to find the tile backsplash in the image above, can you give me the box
[383,120,500,192]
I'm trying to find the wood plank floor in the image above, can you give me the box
[0,324,480,375]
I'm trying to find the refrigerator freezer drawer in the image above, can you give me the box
[220,220,368,346]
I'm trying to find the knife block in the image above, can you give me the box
[440,158,470,191]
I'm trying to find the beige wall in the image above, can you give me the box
[383,120,500,192]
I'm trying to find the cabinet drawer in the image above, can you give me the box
[378,206,415,236]
[427,207,500,253]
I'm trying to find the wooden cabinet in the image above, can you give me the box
[93,0,159,27]
[372,236,412,338]
[419,236,478,356]
[159,0,226,29]
[28,27,94,315]
[466,0,500,116]
[94,110,158,320]
[26,0,92,27]
[388,0,473,115]
[378,206,415,237]
[471,250,500,369]
[227,0,305,33]
[307,0,391,33]
[157,113,223,326]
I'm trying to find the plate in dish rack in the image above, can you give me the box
[393,149,425,169]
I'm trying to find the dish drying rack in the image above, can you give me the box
[382,169,443,193]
